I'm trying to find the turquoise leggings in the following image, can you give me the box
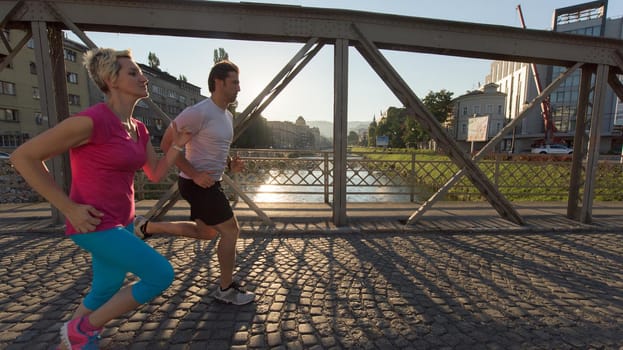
[70,224,174,310]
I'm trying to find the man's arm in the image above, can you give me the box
[161,125,215,188]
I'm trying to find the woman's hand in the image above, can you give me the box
[170,121,192,149]
[65,203,103,233]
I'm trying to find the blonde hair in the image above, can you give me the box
[83,48,132,93]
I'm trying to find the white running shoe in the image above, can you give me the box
[213,281,255,305]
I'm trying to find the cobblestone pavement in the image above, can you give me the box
[1,229,622,349]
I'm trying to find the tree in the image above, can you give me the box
[347,131,360,145]
[147,52,160,70]
[211,48,236,114]
[232,115,272,148]
[422,89,454,123]
[376,107,408,148]
[178,74,187,82]
[213,48,229,63]
[367,115,377,147]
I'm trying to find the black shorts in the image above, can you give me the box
[178,177,234,226]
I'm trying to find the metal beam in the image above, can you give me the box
[608,70,623,101]
[406,63,582,225]
[580,64,609,224]
[333,38,348,226]
[0,27,30,72]
[0,0,23,30]
[567,66,594,219]
[353,23,524,226]
[31,21,70,224]
[3,0,622,69]
[45,0,97,48]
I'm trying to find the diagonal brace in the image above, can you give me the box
[352,23,524,225]
[234,37,323,138]
[407,63,582,225]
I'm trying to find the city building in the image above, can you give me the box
[135,63,205,144]
[0,30,205,152]
[1,30,93,151]
[484,0,623,153]
[450,83,507,152]
[268,116,321,149]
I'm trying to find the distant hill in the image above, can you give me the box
[307,120,370,139]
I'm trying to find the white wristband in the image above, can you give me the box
[172,145,184,152]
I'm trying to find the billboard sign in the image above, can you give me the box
[376,135,389,147]
[467,116,490,142]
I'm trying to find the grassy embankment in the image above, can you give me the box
[350,147,623,201]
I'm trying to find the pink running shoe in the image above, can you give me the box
[60,316,101,350]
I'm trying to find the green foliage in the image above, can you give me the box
[233,115,272,148]
[347,131,360,145]
[213,48,229,63]
[368,89,454,149]
[422,89,454,123]
[148,52,160,69]
[367,116,377,147]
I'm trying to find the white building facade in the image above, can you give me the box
[485,0,623,153]
[451,83,507,153]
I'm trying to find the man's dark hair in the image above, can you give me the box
[208,60,239,93]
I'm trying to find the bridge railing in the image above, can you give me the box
[133,148,623,203]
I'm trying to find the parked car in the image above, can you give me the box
[531,144,573,154]
[0,152,10,159]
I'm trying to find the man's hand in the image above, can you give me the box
[229,155,245,173]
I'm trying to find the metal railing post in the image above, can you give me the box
[410,152,416,202]
[324,151,329,203]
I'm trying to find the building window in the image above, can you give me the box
[29,62,37,74]
[473,105,480,115]
[0,81,16,95]
[0,54,13,69]
[2,108,19,122]
[27,39,34,49]
[64,49,77,62]
[179,95,186,103]
[34,112,43,125]
[151,85,164,96]
[67,72,78,84]
[68,94,81,106]
[462,107,467,116]
[168,90,177,99]
[486,104,493,114]
[497,105,503,115]
[0,133,29,147]
[32,87,40,100]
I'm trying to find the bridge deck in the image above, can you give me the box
[1,200,621,235]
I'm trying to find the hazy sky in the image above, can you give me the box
[68,1,623,123]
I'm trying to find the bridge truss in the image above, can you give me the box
[2,0,623,226]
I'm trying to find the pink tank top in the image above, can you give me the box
[65,103,148,235]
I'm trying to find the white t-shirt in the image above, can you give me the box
[174,98,233,181]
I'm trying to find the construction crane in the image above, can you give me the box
[517,4,558,146]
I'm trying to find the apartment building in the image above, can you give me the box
[0,30,205,152]
[450,83,507,152]
[268,116,321,149]
[484,0,623,153]
[135,63,204,145]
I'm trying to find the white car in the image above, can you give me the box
[531,144,573,154]
[0,152,10,159]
